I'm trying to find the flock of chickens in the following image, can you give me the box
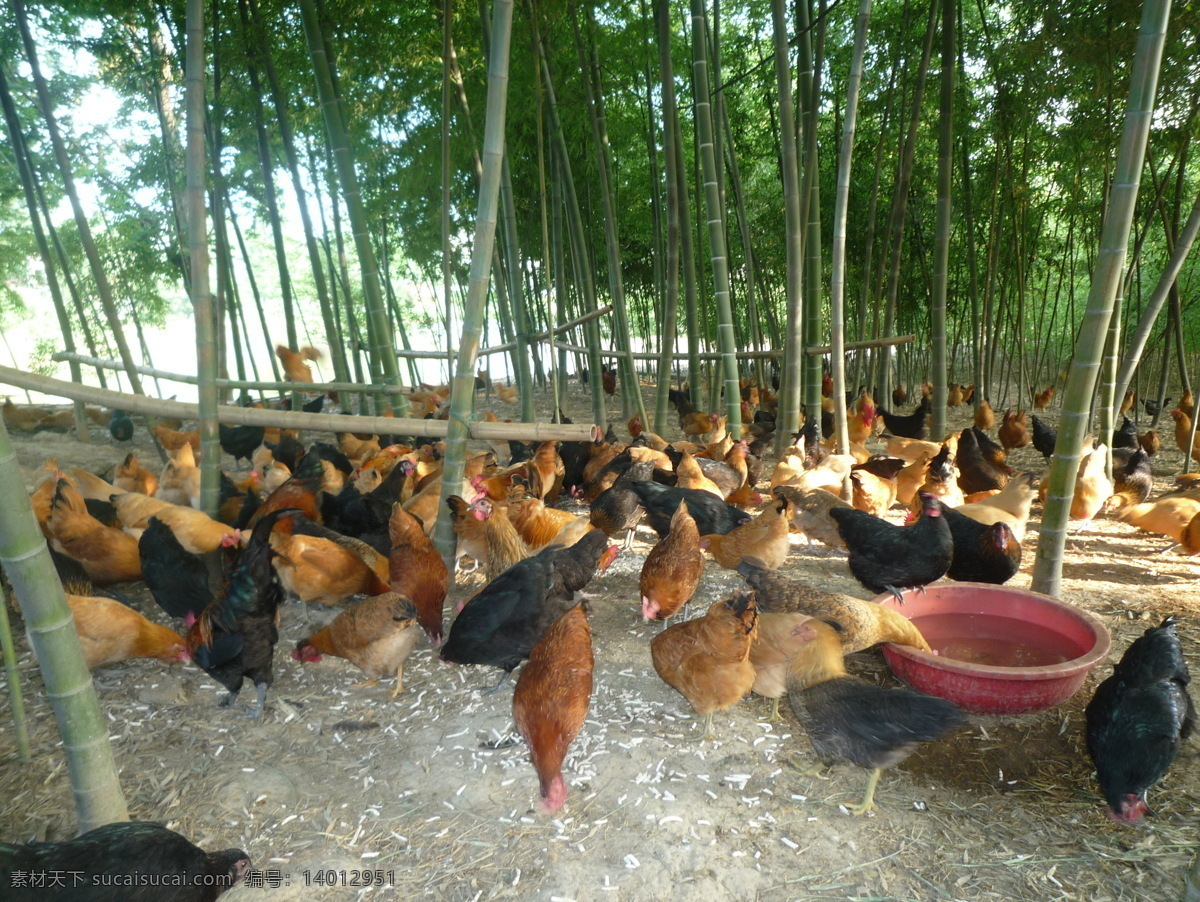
[2,362,1197,894]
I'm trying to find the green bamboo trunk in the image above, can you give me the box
[689,0,740,438]
[1032,0,1172,595]
[654,0,682,435]
[432,0,515,569]
[0,415,129,830]
[929,0,953,439]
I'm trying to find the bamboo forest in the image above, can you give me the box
[1,0,1199,899]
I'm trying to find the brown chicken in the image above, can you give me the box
[388,502,449,643]
[947,384,964,407]
[1114,496,1200,545]
[954,471,1038,543]
[895,453,932,507]
[152,424,201,455]
[1171,409,1200,466]
[271,524,390,609]
[1071,442,1114,524]
[495,383,519,404]
[529,441,564,501]
[292,593,421,696]
[1181,511,1200,555]
[998,409,1030,450]
[973,400,995,431]
[850,469,897,517]
[46,479,142,585]
[157,444,201,509]
[59,594,189,669]
[110,492,241,553]
[847,391,878,447]
[640,501,705,622]
[114,452,158,496]
[1033,385,1055,410]
[651,591,759,739]
[682,411,720,439]
[1178,389,1195,419]
[447,495,531,580]
[29,458,68,536]
[737,559,931,655]
[677,451,724,497]
[507,495,589,550]
[336,432,381,464]
[1119,389,1136,415]
[251,451,324,526]
[2,398,48,432]
[1139,430,1160,457]
[276,344,322,383]
[512,603,594,814]
[749,612,816,719]
[701,497,791,570]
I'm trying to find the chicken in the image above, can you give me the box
[947,384,964,407]
[973,400,995,432]
[679,410,719,439]
[601,366,617,396]
[2,398,47,432]
[1071,442,1114,524]
[527,441,564,501]
[152,424,201,455]
[293,593,421,696]
[631,481,752,539]
[388,502,449,643]
[830,493,954,602]
[0,821,250,902]
[513,603,594,813]
[440,530,615,684]
[891,384,907,406]
[1033,385,1055,410]
[139,516,217,621]
[787,618,966,814]
[496,383,519,404]
[507,494,588,550]
[251,448,324,525]
[769,440,808,490]
[1171,408,1200,466]
[997,409,1030,450]
[1112,415,1139,451]
[650,591,758,739]
[940,509,1021,584]
[876,397,930,440]
[884,434,946,463]
[336,431,381,464]
[850,469,897,517]
[895,453,932,507]
[1110,447,1154,507]
[676,450,724,497]
[846,391,878,447]
[46,479,142,585]
[1144,396,1173,418]
[701,497,791,570]
[218,423,266,466]
[1030,415,1057,459]
[187,509,295,719]
[1113,496,1200,544]
[57,594,188,669]
[271,526,391,609]
[1085,616,1195,824]
[588,461,652,548]
[157,443,201,508]
[112,492,241,553]
[448,495,531,579]
[114,452,158,496]
[771,485,850,552]
[953,470,1038,543]
[956,427,1010,495]
[1139,429,1159,457]
[276,344,322,382]
[640,501,705,622]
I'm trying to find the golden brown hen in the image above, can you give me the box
[292,594,421,696]
[640,501,705,623]
[700,497,791,570]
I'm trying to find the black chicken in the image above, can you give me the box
[876,396,930,439]
[669,387,701,424]
[186,508,297,720]
[217,423,265,465]
[1143,396,1172,418]
[1031,415,1057,459]
[787,618,966,814]
[440,530,616,686]
[0,822,250,902]
[1113,447,1153,505]
[140,516,214,620]
[956,428,1010,495]
[829,492,953,602]
[1085,616,1195,824]
[630,481,752,538]
[108,408,134,442]
[308,441,354,478]
[940,508,1021,584]
[589,460,653,547]
[1112,416,1139,451]
[264,434,305,473]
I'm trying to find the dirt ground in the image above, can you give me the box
[1,380,1198,902]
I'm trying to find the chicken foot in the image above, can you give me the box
[478,669,513,696]
[844,768,882,816]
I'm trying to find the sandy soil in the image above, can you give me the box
[1,382,1198,902]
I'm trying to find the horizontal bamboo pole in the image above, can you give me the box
[0,365,602,443]
[51,351,406,396]
[805,334,916,356]
[552,340,784,361]
[480,304,614,356]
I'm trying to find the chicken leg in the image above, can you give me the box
[846,768,883,816]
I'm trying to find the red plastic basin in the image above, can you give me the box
[878,583,1112,715]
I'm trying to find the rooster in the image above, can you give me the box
[276,344,322,383]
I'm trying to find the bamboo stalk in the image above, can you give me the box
[0,364,599,443]
[929,0,953,439]
[0,584,30,762]
[0,415,129,830]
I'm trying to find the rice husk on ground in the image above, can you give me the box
[0,379,1197,901]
